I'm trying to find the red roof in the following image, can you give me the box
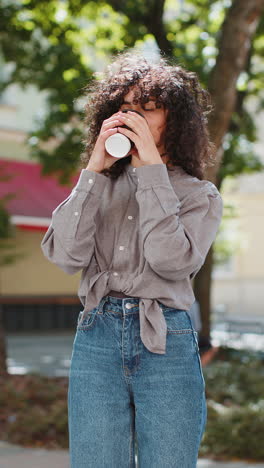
[0,158,80,231]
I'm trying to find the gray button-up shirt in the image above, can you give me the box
[41,162,223,354]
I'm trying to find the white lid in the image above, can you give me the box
[105,133,131,158]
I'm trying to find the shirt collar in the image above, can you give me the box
[125,162,183,176]
[125,163,138,175]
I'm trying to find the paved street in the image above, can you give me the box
[0,441,264,468]
[5,324,264,377]
[0,441,68,468]
[6,331,75,376]
[2,329,264,467]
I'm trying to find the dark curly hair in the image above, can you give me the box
[80,51,216,180]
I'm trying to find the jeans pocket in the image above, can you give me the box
[77,308,98,331]
[162,308,194,334]
[192,330,206,390]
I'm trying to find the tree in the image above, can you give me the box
[104,0,264,338]
[195,0,264,338]
[0,168,21,375]
[0,203,11,375]
[1,0,264,342]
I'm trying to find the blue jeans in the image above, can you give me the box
[68,295,207,468]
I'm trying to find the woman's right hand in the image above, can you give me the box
[86,112,123,173]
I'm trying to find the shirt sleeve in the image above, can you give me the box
[41,169,110,275]
[135,163,223,281]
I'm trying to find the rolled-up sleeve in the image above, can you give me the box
[41,169,110,275]
[135,163,223,281]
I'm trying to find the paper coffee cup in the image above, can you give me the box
[105,133,132,158]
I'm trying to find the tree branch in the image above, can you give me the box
[206,0,264,182]
[106,0,172,55]
[143,0,172,55]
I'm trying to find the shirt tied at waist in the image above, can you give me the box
[83,270,168,354]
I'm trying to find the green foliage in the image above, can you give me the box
[213,203,240,266]
[1,348,264,459]
[30,127,85,185]
[0,374,69,448]
[204,350,264,405]
[200,403,264,460]
[199,348,264,461]
[0,0,131,183]
[0,188,17,267]
[0,211,18,265]
[0,0,263,184]
[0,204,11,240]
[0,170,24,266]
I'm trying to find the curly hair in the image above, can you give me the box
[80,51,216,180]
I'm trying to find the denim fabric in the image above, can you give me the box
[68,295,207,468]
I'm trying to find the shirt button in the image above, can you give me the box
[125,303,133,309]
[137,178,139,182]
[128,216,133,220]
[74,211,79,216]
[88,179,93,184]
[113,272,119,276]
[133,168,136,172]
[119,246,125,250]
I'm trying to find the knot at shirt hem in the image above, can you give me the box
[138,298,167,354]
[83,270,168,354]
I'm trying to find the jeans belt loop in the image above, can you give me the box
[97,295,108,315]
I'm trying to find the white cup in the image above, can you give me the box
[105,109,144,158]
[105,133,132,158]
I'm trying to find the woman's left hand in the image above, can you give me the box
[117,111,163,166]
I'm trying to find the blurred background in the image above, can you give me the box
[0,0,264,465]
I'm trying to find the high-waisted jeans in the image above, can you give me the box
[68,295,207,468]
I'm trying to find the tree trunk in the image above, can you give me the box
[0,304,8,376]
[206,0,264,183]
[193,0,263,342]
[194,246,214,338]
[144,0,172,55]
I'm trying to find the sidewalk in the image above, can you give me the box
[1,441,264,468]
[6,326,264,377]
[0,441,68,468]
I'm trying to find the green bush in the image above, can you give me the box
[203,349,264,405]
[1,347,264,460]
[200,402,264,460]
[0,374,69,448]
[199,347,264,461]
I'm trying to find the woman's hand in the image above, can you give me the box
[117,111,163,166]
[86,113,123,173]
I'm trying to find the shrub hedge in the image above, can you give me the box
[1,346,264,460]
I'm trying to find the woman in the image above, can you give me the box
[41,51,223,467]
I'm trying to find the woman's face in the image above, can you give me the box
[119,87,168,152]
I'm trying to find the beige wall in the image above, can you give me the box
[211,189,264,318]
[2,187,264,321]
[1,229,81,296]
[0,135,31,160]
[212,278,263,317]
[233,194,263,278]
